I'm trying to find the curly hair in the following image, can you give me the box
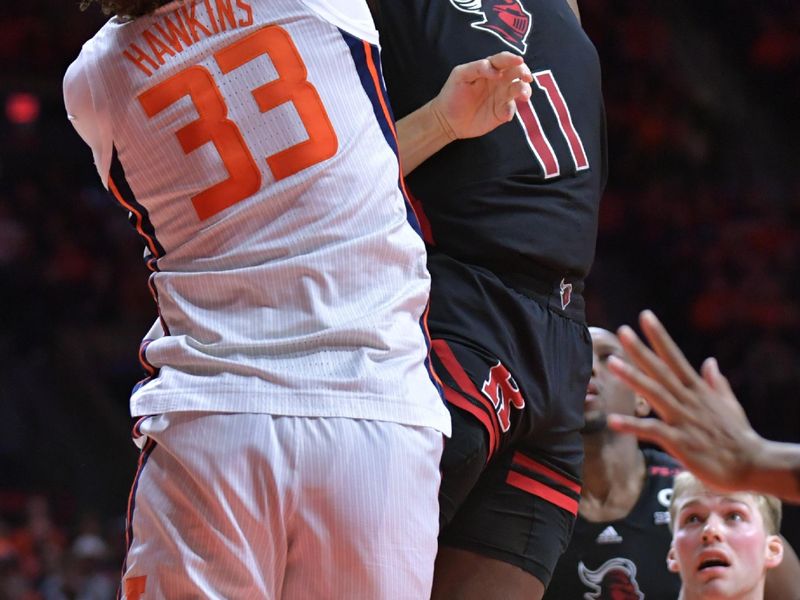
[79,0,170,18]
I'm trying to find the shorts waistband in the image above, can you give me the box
[497,272,585,322]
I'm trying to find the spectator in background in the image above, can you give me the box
[40,533,116,600]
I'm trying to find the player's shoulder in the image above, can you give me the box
[63,19,112,112]
[643,448,682,476]
[65,14,122,81]
[298,0,379,44]
[630,450,679,528]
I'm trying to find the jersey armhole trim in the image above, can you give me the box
[299,0,379,45]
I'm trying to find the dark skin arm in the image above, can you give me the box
[607,310,800,503]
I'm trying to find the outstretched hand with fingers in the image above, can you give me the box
[430,51,532,141]
[605,310,765,493]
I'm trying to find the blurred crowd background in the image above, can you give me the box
[0,0,799,597]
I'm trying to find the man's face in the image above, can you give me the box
[668,491,783,599]
[584,327,641,433]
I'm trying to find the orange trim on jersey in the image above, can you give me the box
[442,382,497,460]
[144,274,171,336]
[360,40,418,202]
[506,470,579,515]
[108,177,162,258]
[123,437,156,555]
[362,41,397,139]
[512,452,581,495]
[131,416,149,440]
[138,341,156,377]
[432,339,502,449]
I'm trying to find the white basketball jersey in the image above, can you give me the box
[64,0,450,434]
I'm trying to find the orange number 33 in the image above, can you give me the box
[138,25,338,221]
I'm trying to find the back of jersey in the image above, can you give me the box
[64,0,449,433]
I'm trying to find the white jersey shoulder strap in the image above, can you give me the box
[299,0,378,45]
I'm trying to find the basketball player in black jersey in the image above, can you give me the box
[546,327,683,599]
[546,327,800,599]
[373,0,607,597]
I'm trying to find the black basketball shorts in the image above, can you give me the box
[427,252,591,586]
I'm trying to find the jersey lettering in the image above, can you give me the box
[515,69,589,178]
[481,362,525,432]
[216,25,337,182]
[138,24,338,221]
[139,65,262,220]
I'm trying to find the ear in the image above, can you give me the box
[634,394,651,417]
[667,543,681,573]
[764,534,784,569]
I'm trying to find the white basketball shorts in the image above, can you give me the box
[120,412,444,599]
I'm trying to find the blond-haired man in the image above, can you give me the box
[668,471,784,599]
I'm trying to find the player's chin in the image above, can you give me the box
[692,573,736,599]
[580,413,607,435]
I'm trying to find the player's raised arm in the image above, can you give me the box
[606,310,800,504]
[396,51,532,176]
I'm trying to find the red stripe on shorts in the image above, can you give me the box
[506,470,579,515]
[432,339,502,452]
[441,382,498,460]
[512,452,581,495]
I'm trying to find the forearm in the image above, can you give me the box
[749,439,800,504]
[394,51,531,175]
[395,100,455,176]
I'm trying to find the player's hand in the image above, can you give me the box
[605,310,766,493]
[429,51,532,141]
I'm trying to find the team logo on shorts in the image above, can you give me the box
[578,558,645,600]
[449,0,533,54]
[560,277,573,309]
[481,361,525,432]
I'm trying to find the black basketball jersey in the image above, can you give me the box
[377,0,607,282]
[545,450,683,599]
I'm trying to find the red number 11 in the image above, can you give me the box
[514,69,589,179]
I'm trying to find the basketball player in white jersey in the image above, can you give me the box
[65,1,532,597]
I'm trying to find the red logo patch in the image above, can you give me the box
[481,361,525,431]
[449,0,533,54]
[560,277,573,309]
